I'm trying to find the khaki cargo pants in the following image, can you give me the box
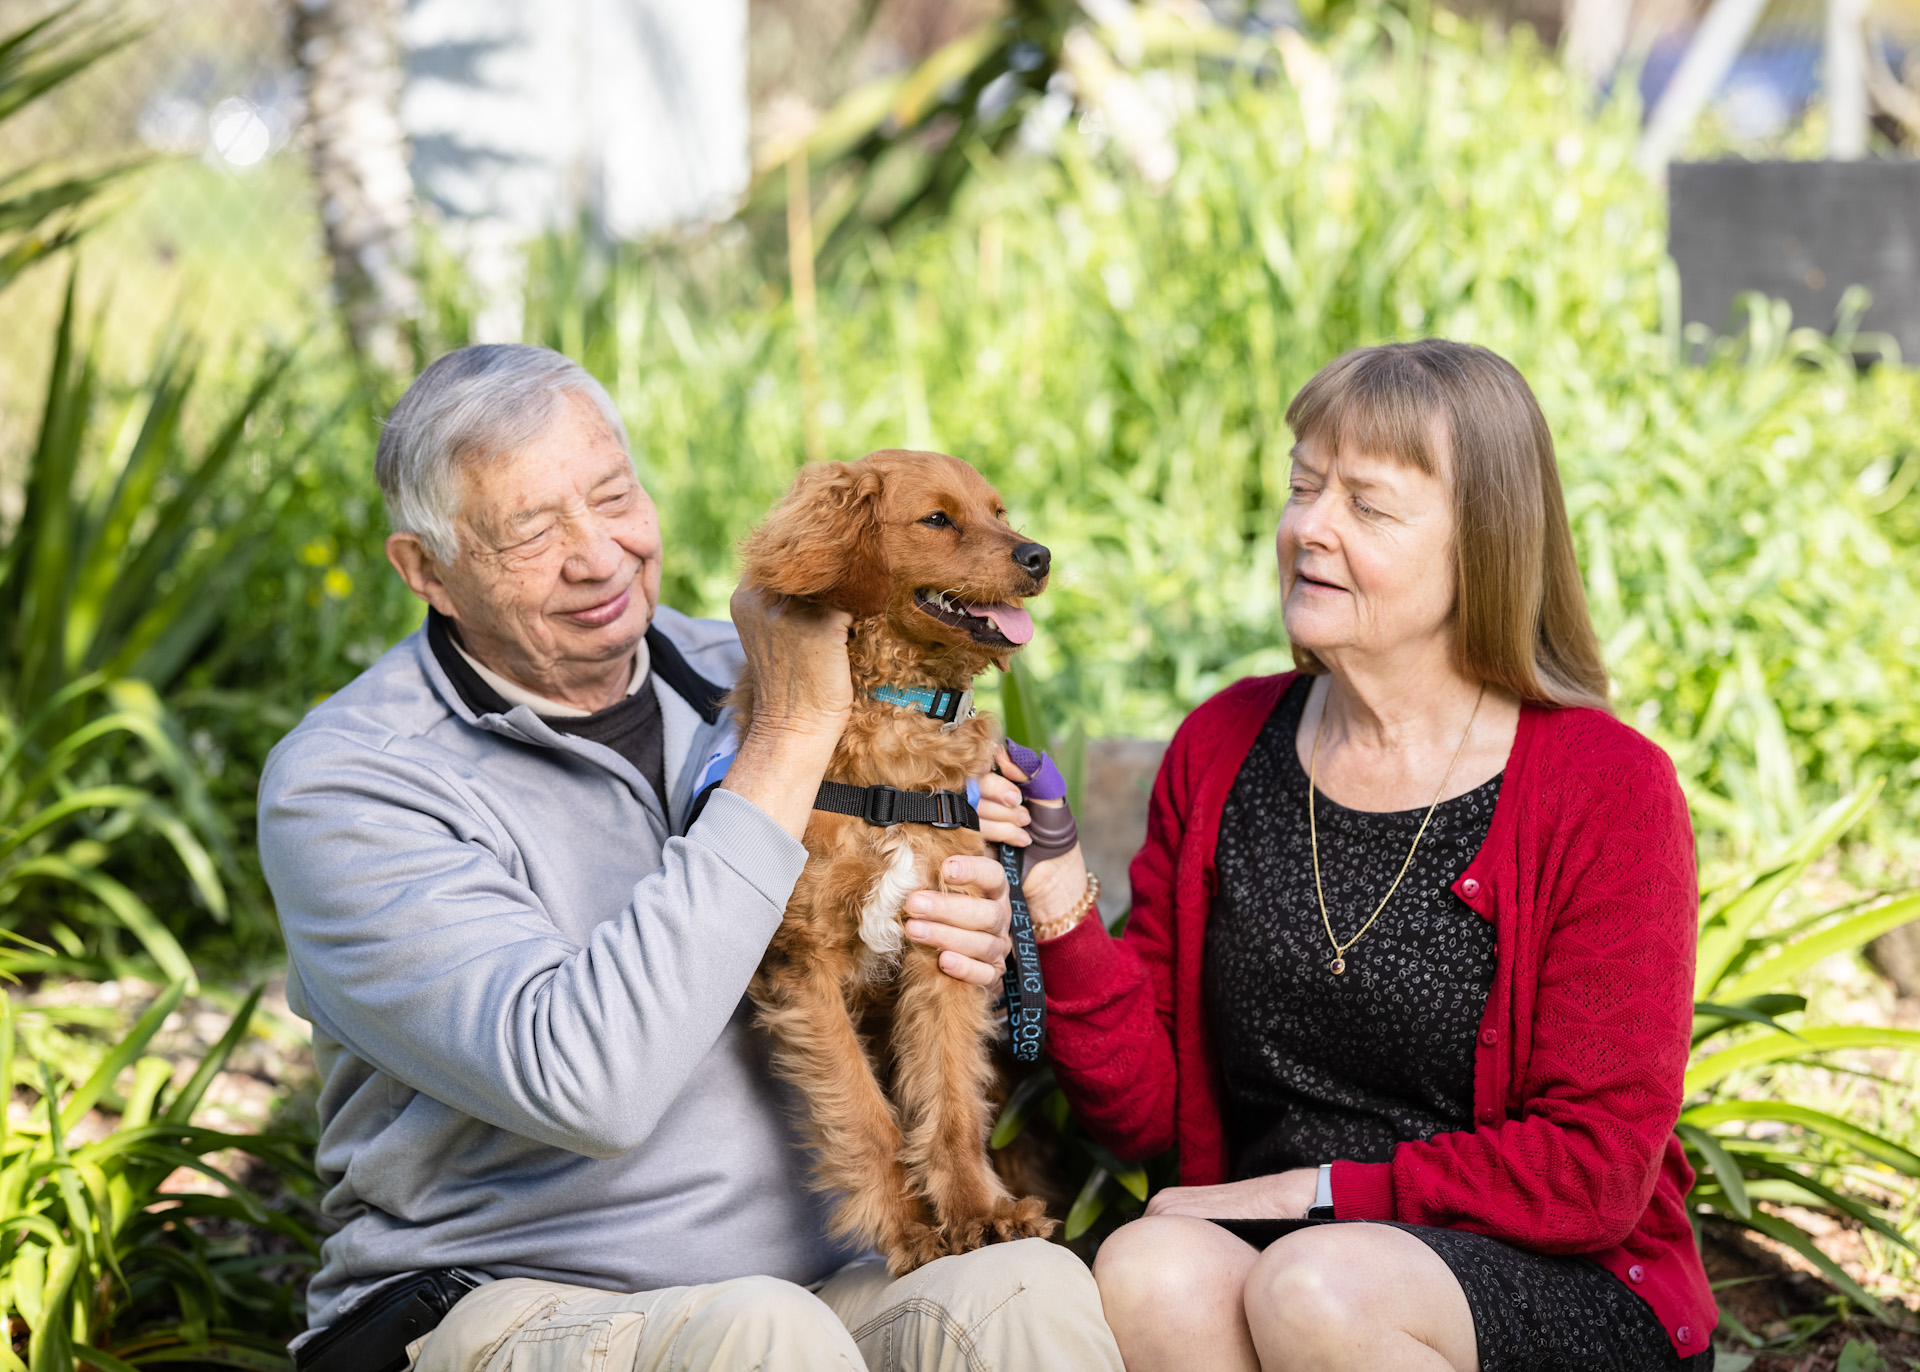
[408,1239,1123,1372]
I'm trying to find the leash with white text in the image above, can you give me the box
[998,742,1082,1063]
[998,839,1046,1063]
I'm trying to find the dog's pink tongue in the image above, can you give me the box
[972,603,1034,645]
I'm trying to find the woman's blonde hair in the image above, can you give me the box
[1284,340,1609,711]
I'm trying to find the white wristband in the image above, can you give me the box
[1303,1162,1335,1219]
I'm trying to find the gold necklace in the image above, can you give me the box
[1308,681,1487,976]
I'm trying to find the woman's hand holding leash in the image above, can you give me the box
[983,747,1092,935]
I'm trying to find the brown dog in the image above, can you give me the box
[732,449,1058,1274]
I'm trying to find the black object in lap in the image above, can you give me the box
[1206,1216,1337,1248]
[293,1269,481,1372]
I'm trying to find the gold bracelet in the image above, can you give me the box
[1032,873,1101,943]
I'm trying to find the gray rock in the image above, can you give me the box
[1868,920,1920,1001]
[1078,738,1168,928]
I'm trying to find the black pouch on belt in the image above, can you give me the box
[293,1269,481,1372]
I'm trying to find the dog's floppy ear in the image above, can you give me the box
[740,461,889,618]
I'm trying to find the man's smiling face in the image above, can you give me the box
[394,389,662,708]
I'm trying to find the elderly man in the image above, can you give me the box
[260,345,1121,1372]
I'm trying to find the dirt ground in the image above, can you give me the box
[1704,1219,1920,1370]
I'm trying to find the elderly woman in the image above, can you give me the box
[988,341,1715,1372]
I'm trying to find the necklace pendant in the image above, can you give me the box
[1329,957,1346,975]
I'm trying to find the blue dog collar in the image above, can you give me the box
[870,683,974,729]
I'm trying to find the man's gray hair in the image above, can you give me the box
[376,344,631,562]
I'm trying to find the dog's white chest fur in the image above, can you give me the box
[859,829,924,964]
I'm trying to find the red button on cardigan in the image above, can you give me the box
[1036,672,1717,1361]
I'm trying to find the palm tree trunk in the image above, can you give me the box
[291,0,418,368]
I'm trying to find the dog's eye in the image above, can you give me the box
[919,511,953,529]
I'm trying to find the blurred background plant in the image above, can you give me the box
[0,3,144,291]
[4,0,1920,1361]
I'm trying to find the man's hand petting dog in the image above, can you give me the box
[978,749,1089,928]
[903,856,1014,987]
[723,584,853,841]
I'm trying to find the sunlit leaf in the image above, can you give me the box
[1685,1026,1920,1095]
[1677,1123,1750,1218]
[1064,1165,1110,1241]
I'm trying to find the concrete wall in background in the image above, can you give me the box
[1670,160,1920,360]
[402,0,748,235]
[401,0,748,333]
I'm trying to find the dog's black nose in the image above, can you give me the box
[1012,542,1051,579]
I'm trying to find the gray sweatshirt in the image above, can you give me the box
[258,607,856,1327]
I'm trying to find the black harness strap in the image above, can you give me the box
[813,780,979,830]
[811,777,1045,1061]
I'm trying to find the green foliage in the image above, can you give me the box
[506,11,1920,851]
[998,656,1086,816]
[0,3,143,290]
[2,275,294,710]
[743,4,1055,259]
[0,275,297,971]
[1684,789,1920,1324]
[1837,1338,1891,1372]
[0,675,223,990]
[0,951,319,1371]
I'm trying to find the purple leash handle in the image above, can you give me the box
[1004,742,1078,869]
[1005,742,1067,800]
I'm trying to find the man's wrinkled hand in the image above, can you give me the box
[903,854,1013,987]
[721,584,852,841]
[728,583,853,733]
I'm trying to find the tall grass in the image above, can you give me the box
[509,12,1920,851]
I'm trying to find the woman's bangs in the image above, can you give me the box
[1288,355,1444,477]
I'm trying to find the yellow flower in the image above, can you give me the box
[323,567,353,599]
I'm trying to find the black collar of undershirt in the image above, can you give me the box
[425,609,726,724]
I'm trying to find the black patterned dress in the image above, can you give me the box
[1204,676,1712,1372]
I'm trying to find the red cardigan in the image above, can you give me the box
[1040,672,1716,1359]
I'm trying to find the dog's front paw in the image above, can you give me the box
[988,1193,1058,1243]
[884,1220,950,1276]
